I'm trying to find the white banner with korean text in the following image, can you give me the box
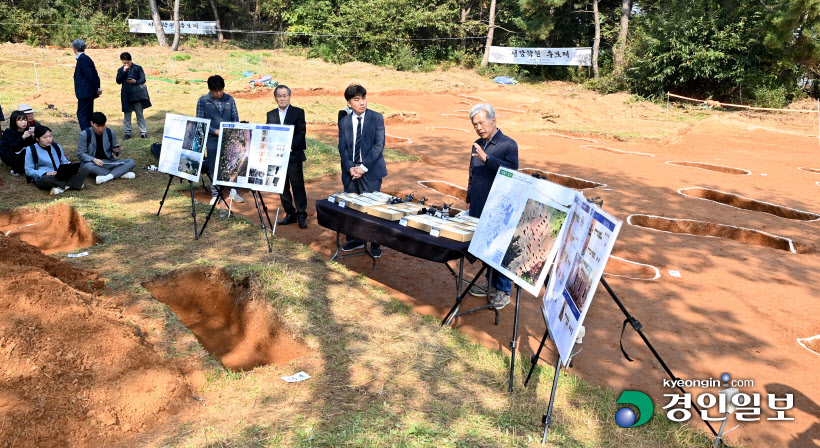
[489,46,592,66]
[128,19,217,35]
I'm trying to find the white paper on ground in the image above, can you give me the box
[281,371,311,383]
[68,252,89,258]
[669,270,681,277]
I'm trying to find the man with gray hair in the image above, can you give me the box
[72,39,101,130]
[466,103,519,309]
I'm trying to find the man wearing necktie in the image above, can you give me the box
[337,84,387,258]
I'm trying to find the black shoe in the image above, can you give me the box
[140,133,148,139]
[298,216,307,228]
[124,134,131,140]
[278,214,297,225]
[341,240,365,251]
[370,244,382,258]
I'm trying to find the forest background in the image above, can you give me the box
[1,0,819,107]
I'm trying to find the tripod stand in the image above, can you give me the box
[157,174,201,239]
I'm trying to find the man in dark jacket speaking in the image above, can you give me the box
[466,103,519,309]
[266,85,308,228]
[72,39,101,131]
[116,52,152,140]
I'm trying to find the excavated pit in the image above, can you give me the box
[144,268,307,371]
[798,336,820,356]
[580,145,654,157]
[519,168,606,190]
[0,203,100,254]
[418,180,468,202]
[604,257,659,280]
[666,161,751,175]
[679,188,820,221]
[798,167,820,174]
[628,214,812,253]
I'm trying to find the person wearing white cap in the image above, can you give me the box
[72,39,101,131]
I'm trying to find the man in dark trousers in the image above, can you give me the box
[337,84,387,257]
[266,85,308,228]
[465,103,519,309]
[72,39,101,131]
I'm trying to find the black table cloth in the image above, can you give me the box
[315,199,477,264]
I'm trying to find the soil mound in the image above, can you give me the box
[0,237,104,293]
[384,112,420,125]
[0,240,190,447]
[144,268,307,371]
[0,203,100,254]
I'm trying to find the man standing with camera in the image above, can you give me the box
[72,39,101,131]
[116,52,152,140]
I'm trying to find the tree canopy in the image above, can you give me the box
[0,0,817,105]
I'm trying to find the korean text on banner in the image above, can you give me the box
[488,47,592,66]
[128,19,217,35]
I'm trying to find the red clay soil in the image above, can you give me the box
[189,88,820,447]
[802,338,820,355]
[0,235,104,293]
[0,203,100,255]
[0,237,190,448]
[143,268,307,371]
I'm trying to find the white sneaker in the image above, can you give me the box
[229,188,244,203]
[50,187,64,195]
[96,174,114,185]
[10,170,20,177]
[120,172,136,179]
[209,196,218,206]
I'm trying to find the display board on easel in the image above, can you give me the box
[542,194,622,366]
[157,113,210,182]
[468,168,577,296]
[212,122,294,194]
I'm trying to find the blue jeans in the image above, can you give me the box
[488,268,512,294]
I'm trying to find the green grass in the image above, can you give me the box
[0,43,728,448]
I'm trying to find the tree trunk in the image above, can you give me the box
[613,0,631,75]
[592,0,600,78]
[148,0,168,47]
[208,0,224,42]
[170,0,181,51]
[480,0,497,68]
[461,2,471,51]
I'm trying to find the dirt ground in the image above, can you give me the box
[197,88,820,448]
[2,42,819,446]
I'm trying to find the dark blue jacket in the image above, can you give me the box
[267,106,307,161]
[73,53,101,100]
[338,109,387,187]
[196,93,239,152]
[466,129,519,218]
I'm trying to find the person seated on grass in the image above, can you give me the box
[77,112,136,184]
[1,109,38,177]
[24,125,90,195]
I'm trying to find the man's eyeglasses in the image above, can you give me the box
[275,94,290,98]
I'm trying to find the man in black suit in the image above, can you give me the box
[338,84,387,257]
[266,85,308,228]
[72,39,101,131]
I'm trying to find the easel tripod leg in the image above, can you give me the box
[198,185,224,238]
[508,284,522,393]
[189,181,199,240]
[525,327,550,387]
[157,174,174,216]
[257,193,275,230]
[541,357,562,443]
[252,191,273,253]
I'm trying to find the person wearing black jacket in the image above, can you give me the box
[115,52,152,139]
[1,110,37,176]
[266,85,308,228]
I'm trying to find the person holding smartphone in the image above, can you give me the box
[115,52,151,140]
[1,108,38,176]
[76,112,136,184]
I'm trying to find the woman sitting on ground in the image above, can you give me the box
[1,110,37,176]
[24,125,90,195]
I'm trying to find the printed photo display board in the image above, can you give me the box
[468,168,622,367]
[213,122,295,194]
[157,113,210,182]
[542,194,621,366]
[468,168,577,296]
